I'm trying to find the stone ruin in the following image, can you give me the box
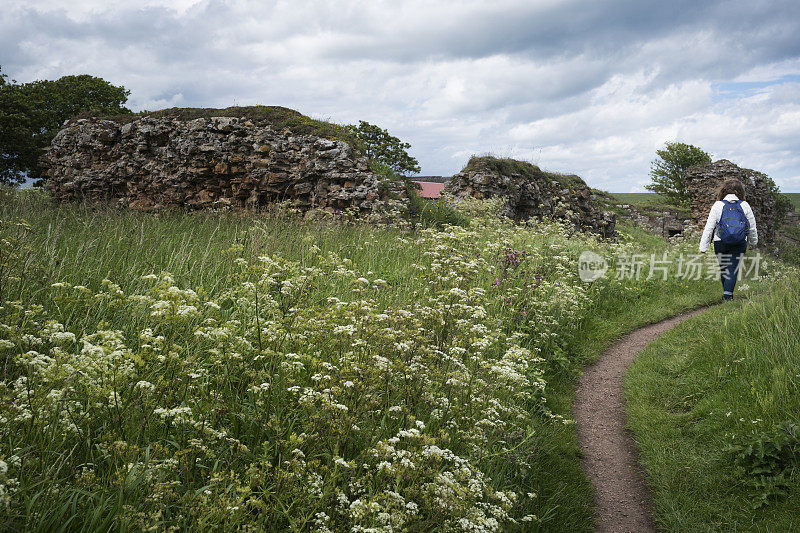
[444,156,617,237]
[686,159,776,244]
[40,107,620,236]
[41,107,406,219]
[623,205,690,240]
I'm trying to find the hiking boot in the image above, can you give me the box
[722,294,733,301]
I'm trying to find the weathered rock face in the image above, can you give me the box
[444,157,616,237]
[686,159,775,244]
[42,111,406,218]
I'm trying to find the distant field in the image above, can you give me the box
[611,192,660,206]
[615,192,800,211]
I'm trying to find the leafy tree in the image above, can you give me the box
[762,173,793,224]
[645,141,711,205]
[346,120,421,176]
[0,66,131,185]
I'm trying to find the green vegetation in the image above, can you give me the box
[612,192,661,206]
[785,193,800,211]
[0,188,791,531]
[772,223,800,272]
[616,186,795,221]
[405,182,470,229]
[345,121,420,176]
[626,272,800,531]
[645,142,712,206]
[610,192,691,219]
[465,156,589,191]
[81,105,358,147]
[586,189,622,216]
[0,66,131,185]
[758,173,794,224]
[607,192,691,219]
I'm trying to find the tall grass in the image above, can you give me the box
[0,189,777,531]
[785,192,800,211]
[626,272,800,531]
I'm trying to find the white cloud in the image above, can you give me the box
[1,0,799,191]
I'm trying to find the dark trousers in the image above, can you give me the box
[713,240,747,294]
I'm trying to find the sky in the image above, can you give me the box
[3,0,800,192]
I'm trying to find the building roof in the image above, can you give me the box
[413,181,446,198]
[412,175,448,183]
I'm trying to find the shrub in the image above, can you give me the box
[645,142,712,206]
[406,184,469,228]
[727,421,800,508]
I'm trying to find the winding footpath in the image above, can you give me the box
[574,308,709,533]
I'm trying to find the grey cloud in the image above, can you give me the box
[1,0,799,190]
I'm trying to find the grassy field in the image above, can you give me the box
[786,192,800,211]
[611,192,660,206]
[614,192,800,211]
[0,189,784,531]
[626,273,800,531]
[609,193,692,219]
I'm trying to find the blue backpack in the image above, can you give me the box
[718,200,749,245]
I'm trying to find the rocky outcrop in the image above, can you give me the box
[444,156,616,237]
[686,159,776,244]
[41,107,406,218]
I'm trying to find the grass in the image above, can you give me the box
[73,105,356,146]
[774,223,800,266]
[785,193,800,211]
[528,272,722,532]
[405,183,470,229]
[626,273,800,531]
[463,156,589,191]
[611,192,660,206]
[614,192,800,217]
[0,192,417,303]
[526,220,723,532]
[611,193,692,219]
[0,189,786,531]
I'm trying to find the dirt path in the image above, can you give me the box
[574,307,709,533]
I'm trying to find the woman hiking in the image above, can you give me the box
[699,179,758,301]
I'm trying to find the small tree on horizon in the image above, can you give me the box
[645,141,711,206]
[345,120,421,176]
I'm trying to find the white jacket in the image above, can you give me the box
[699,193,758,252]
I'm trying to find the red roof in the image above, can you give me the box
[414,181,445,198]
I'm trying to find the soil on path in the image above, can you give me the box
[574,307,709,533]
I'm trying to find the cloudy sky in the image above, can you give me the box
[3,0,800,191]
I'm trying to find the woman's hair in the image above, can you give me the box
[716,179,746,201]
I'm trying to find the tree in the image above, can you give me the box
[0,67,131,185]
[345,120,421,176]
[645,141,711,205]
[762,173,793,223]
